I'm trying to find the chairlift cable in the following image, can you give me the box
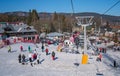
[103,0,120,15]
[100,0,120,33]
[71,1,79,76]
[71,0,75,16]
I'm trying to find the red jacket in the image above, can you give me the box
[20,46,23,50]
[45,48,48,53]
[99,54,102,59]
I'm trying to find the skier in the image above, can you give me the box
[96,53,102,62]
[20,45,23,52]
[28,53,32,62]
[45,48,49,55]
[33,53,37,60]
[51,51,55,60]
[37,54,40,64]
[99,53,102,61]
[8,45,11,53]
[41,44,44,52]
[22,54,26,65]
[28,46,31,53]
[28,53,33,67]
[18,54,21,63]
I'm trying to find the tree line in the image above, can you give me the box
[0,14,27,22]
[27,10,74,33]
[0,9,74,34]
[1,9,111,34]
[0,10,119,43]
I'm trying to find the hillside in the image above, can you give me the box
[0,11,120,33]
[0,11,120,25]
[0,42,120,76]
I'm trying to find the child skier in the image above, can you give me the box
[45,48,49,55]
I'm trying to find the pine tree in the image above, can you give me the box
[27,9,39,25]
[31,9,39,22]
[27,10,32,25]
[53,12,58,21]
[50,22,56,32]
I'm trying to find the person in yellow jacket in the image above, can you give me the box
[8,45,11,53]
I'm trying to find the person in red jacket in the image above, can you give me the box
[20,45,23,52]
[99,53,102,61]
[96,53,102,62]
[32,53,37,60]
[45,48,49,55]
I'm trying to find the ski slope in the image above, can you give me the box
[0,42,120,76]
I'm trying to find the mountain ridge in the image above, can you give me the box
[0,11,120,25]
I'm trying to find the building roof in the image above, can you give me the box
[0,22,37,33]
[13,24,37,33]
[47,32,64,37]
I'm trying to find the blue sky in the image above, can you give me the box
[0,0,120,16]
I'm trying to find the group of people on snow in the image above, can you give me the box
[17,43,56,67]
[18,50,40,66]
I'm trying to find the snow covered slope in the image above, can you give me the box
[0,43,120,76]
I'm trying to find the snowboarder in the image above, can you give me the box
[20,45,23,52]
[45,48,49,55]
[18,54,21,63]
[51,51,55,60]
[8,45,11,53]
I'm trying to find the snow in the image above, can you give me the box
[95,41,114,48]
[47,32,64,37]
[0,42,120,76]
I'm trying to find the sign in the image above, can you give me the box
[81,54,88,64]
